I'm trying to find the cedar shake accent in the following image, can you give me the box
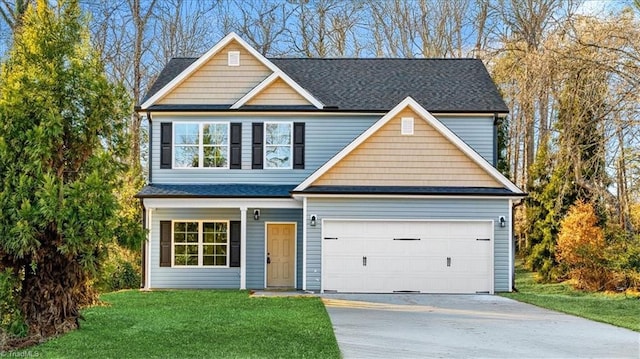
[245,78,311,106]
[157,41,271,105]
[313,108,502,187]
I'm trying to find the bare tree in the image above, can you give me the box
[491,0,569,191]
[290,0,365,57]
[367,0,417,57]
[150,0,219,69]
[219,0,293,56]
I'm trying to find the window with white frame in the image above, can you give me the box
[173,221,228,267]
[265,122,292,168]
[174,123,229,168]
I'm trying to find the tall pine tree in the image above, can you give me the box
[0,0,131,337]
[524,22,609,280]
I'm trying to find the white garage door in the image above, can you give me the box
[322,220,493,294]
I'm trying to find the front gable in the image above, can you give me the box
[295,97,522,194]
[313,108,501,187]
[245,77,312,107]
[157,40,271,105]
[141,33,322,109]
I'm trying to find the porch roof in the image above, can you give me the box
[136,184,296,198]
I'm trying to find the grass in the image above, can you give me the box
[501,264,640,332]
[17,290,340,359]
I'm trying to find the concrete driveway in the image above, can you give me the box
[322,294,639,358]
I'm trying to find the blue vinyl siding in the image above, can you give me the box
[305,198,511,292]
[149,207,302,289]
[439,116,494,163]
[150,114,495,184]
[150,208,241,288]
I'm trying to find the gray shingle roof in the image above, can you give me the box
[136,184,295,198]
[142,57,508,113]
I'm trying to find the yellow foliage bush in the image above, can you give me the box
[630,203,640,233]
[556,200,609,291]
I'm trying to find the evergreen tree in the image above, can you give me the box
[0,0,131,338]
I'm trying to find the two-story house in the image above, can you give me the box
[135,33,525,294]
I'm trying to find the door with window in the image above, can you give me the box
[266,223,296,288]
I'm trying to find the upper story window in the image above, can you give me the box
[265,122,292,169]
[174,123,229,168]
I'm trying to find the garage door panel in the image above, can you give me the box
[322,220,493,294]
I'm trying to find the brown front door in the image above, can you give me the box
[267,223,295,288]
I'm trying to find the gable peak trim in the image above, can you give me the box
[293,96,522,193]
[230,72,322,109]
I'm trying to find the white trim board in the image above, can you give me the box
[140,32,323,110]
[143,198,302,209]
[294,96,523,194]
[292,194,525,200]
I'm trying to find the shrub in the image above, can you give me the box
[556,200,609,291]
[604,227,640,291]
[0,269,27,346]
[95,244,141,293]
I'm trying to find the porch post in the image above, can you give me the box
[302,197,307,290]
[239,207,247,290]
[144,208,153,290]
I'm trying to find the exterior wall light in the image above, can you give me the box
[499,216,506,228]
[253,209,260,220]
[310,215,317,226]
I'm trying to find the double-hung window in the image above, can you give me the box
[174,123,229,168]
[264,122,292,169]
[173,221,228,267]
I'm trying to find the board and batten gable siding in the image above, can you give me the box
[245,208,304,289]
[150,208,241,288]
[246,78,311,106]
[313,109,501,187]
[157,41,272,105]
[150,114,496,184]
[305,198,511,292]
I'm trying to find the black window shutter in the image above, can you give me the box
[160,122,172,169]
[293,122,305,169]
[230,123,242,169]
[252,123,263,169]
[229,221,241,267]
[160,221,172,267]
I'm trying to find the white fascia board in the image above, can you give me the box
[294,96,523,194]
[142,32,323,110]
[231,72,280,109]
[276,71,324,109]
[292,193,525,200]
[231,72,323,110]
[143,197,302,209]
[146,110,383,118]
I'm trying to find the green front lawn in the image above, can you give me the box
[501,265,640,332]
[20,290,340,359]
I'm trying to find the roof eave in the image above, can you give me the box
[136,105,509,114]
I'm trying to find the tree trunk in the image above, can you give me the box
[20,239,95,338]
